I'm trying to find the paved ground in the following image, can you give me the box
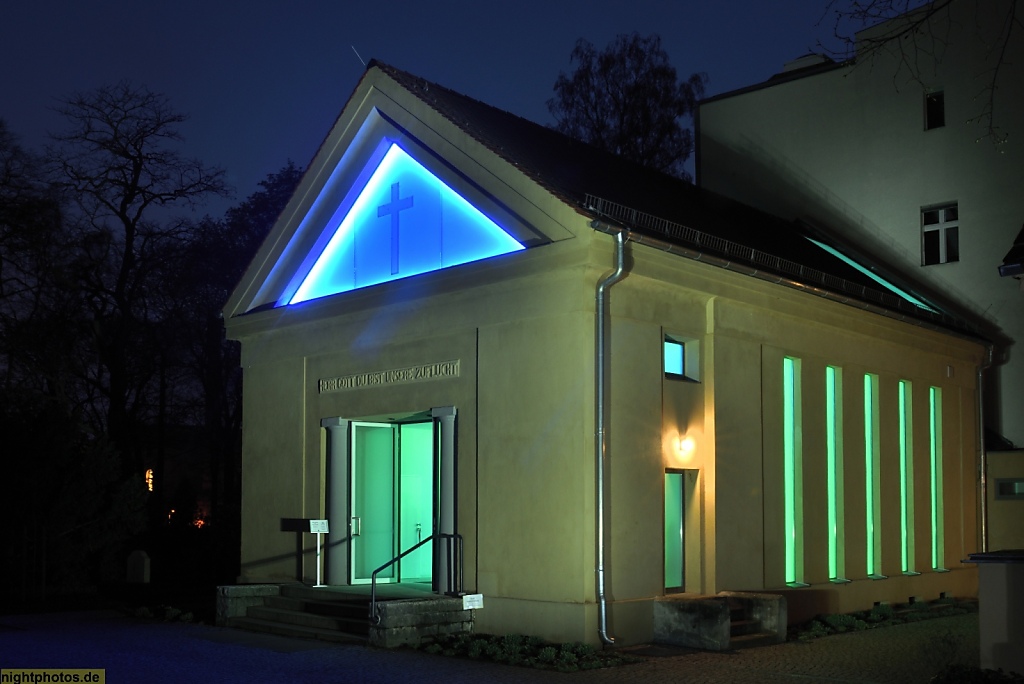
[0,609,980,683]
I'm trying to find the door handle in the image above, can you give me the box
[351,516,361,537]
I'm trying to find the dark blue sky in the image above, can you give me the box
[2,1,847,217]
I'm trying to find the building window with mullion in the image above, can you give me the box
[922,203,959,266]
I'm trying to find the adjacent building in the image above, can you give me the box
[697,0,1023,447]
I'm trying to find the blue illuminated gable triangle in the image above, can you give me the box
[289,143,525,304]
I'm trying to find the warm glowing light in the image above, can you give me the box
[677,436,695,458]
[145,468,154,492]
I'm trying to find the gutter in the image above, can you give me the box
[979,344,995,552]
[589,220,984,346]
[595,229,627,646]
[587,213,993,640]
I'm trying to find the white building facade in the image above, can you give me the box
[697,0,1023,445]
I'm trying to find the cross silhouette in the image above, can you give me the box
[377,182,414,275]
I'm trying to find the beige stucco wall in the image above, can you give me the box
[697,0,1023,446]
[230,213,985,645]
[598,234,983,638]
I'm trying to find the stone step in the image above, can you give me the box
[280,585,374,603]
[265,595,369,620]
[246,605,368,635]
[730,632,783,650]
[730,618,760,636]
[229,616,366,644]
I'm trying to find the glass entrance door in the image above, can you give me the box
[665,471,685,591]
[350,420,435,585]
[351,422,396,584]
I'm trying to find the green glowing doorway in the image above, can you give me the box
[350,421,435,585]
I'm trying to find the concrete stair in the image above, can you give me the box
[725,595,785,649]
[219,584,474,648]
[654,591,787,650]
[229,585,370,643]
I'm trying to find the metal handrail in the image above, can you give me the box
[369,532,463,624]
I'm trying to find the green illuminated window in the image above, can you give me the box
[664,334,700,381]
[665,472,684,590]
[826,366,846,582]
[930,387,945,570]
[664,339,683,375]
[864,374,883,578]
[899,381,917,574]
[783,357,804,586]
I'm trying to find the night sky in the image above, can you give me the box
[2,1,846,217]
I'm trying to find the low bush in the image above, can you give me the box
[790,598,976,642]
[417,632,643,672]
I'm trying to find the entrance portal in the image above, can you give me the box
[322,407,456,589]
[350,421,435,585]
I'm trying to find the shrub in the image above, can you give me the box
[867,603,894,622]
[415,632,641,672]
[824,613,857,632]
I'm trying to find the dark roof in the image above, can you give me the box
[370,61,980,337]
[699,57,849,107]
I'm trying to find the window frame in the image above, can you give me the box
[921,203,959,266]
[663,333,700,382]
[925,89,946,130]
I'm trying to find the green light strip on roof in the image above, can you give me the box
[806,238,937,313]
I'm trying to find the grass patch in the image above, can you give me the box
[416,632,643,672]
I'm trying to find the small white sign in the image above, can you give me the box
[309,519,329,534]
[462,593,484,610]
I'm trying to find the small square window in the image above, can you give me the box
[664,334,700,382]
[925,90,945,130]
[664,339,684,375]
[995,478,1024,500]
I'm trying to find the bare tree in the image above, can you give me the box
[548,33,708,180]
[1,119,148,599]
[820,0,1022,143]
[164,162,302,578]
[45,82,230,469]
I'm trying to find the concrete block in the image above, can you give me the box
[216,584,281,626]
[654,597,730,650]
[719,590,787,644]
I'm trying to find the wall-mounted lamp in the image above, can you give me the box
[677,435,695,458]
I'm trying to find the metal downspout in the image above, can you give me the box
[979,344,994,552]
[596,229,627,645]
